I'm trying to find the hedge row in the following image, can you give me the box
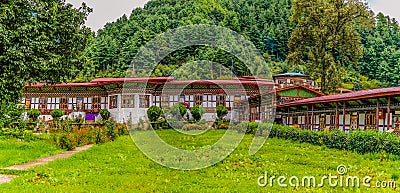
[269,125,400,156]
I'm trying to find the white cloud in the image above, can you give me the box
[65,0,400,32]
[367,0,400,21]
[65,0,150,31]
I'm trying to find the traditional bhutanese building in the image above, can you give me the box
[273,73,318,90]
[277,87,400,132]
[22,76,276,123]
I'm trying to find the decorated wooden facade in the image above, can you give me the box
[273,73,317,89]
[234,85,324,122]
[277,87,400,132]
[23,76,276,123]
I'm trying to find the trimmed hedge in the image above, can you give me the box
[270,125,400,156]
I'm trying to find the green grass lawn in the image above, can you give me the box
[0,137,63,168]
[0,130,399,192]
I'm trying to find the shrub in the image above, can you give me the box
[170,103,187,120]
[168,121,187,129]
[50,109,64,120]
[147,106,163,122]
[0,102,24,127]
[182,124,203,131]
[100,109,110,120]
[50,120,128,150]
[217,123,229,130]
[190,105,205,121]
[269,124,400,156]
[27,109,41,122]
[214,118,229,130]
[247,122,259,134]
[216,104,228,119]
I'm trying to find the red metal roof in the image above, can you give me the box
[90,77,172,84]
[26,82,100,88]
[165,79,276,86]
[25,77,276,89]
[278,87,400,107]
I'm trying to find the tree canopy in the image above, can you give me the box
[81,0,294,79]
[0,0,93,103]
[287,0,371,93]
[80,0,400,93]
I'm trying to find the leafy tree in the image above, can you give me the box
[147,106,163,122]
[100,109,110,120]
[190,105,206,122]
[288,0,371,93]
[27,109,41,122]
[51,109,64,121]
[0,0,93,104]
[216,104,228,119]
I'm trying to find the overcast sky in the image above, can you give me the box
[65,0,400,32]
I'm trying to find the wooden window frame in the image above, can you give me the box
[329,114,336,129]
[109,96,118,109]
[202,94,216,108]
[39,97,47,110]
[139,95,150,108]
[216,94,226,107]
[76,96,84,111]
[60,97,68,110]
[365,112,376,130]
[319,114,326,129]
[25,97,32,109]
[92,96,101,110]
[122,95,135,108]
[350,113,359,130]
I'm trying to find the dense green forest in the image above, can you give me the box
[78,0,400,92]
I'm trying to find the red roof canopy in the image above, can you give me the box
[278,87,400,107]
[26,76,276,88]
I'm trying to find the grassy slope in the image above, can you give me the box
[0,130,399,192]
[0,138,63,168]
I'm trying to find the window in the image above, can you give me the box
[39,97,47,110]
[393,114,400,129]
[195,94,203,106]
[225,95,234,109]
[365,112,376,129]
[76,96,84,110]
[169,95,179,107]
[139,95,150,108]
[122,95,135,108]
[292,116,299,125]
[350,114,359,130]
[46,98,59,110]
[152,95,160,107]
[60,97,68,110]
[185,95,195,108]
[202,94,216,108]
[217,94,226,106]
[161,95,169,107]
[25,97,31,109]
[92,96,101,109]
[319,114,326,129]
[330,114,336,129]
[109,96,118,109]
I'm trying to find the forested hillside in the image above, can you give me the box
[79,0,400,91]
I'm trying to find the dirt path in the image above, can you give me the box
[4,144,93,171]
[0,144,93,184]
[0,175,15,184]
